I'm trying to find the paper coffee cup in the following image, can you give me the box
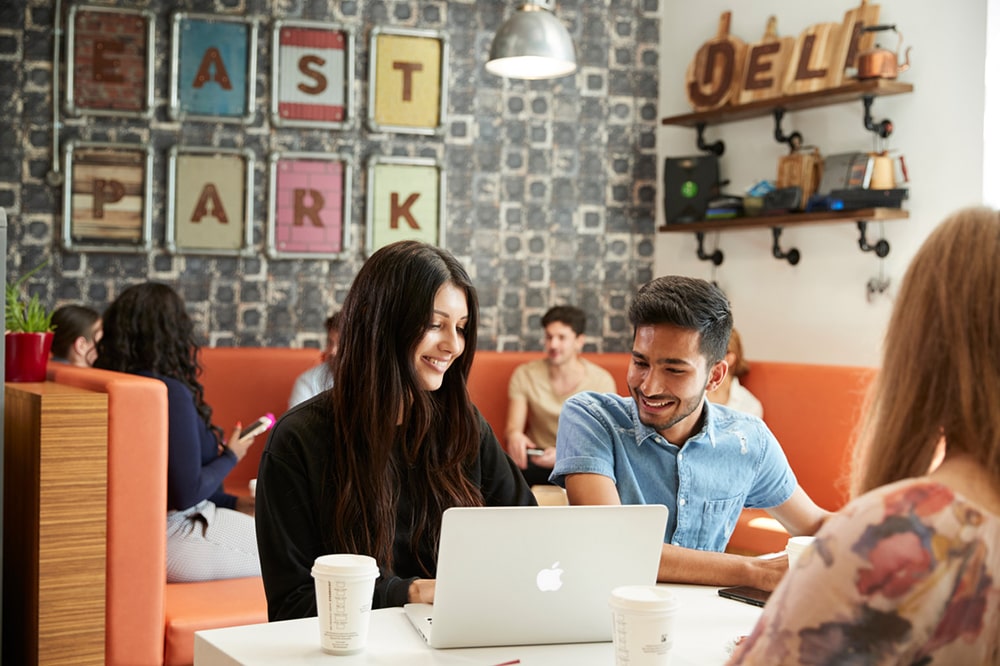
[311,554,379,655]
[609,585,679,666]
[785,535,815,570]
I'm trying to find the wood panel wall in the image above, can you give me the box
[3,382,108,665]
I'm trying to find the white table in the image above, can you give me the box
[195,584,761,666]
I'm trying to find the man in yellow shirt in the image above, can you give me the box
[505,306,616,486]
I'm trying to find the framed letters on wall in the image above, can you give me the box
[169,12,259,123]
[65,5,156,118]
[267,151,352,260]
[367,27,448,135]
[365,155,444,254]
[270,20,355,130]
[166,146,255,256]
[61,141,153,252]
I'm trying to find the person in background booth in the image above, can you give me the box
[287,311,340,409]
[708,327,763,419]
[255,240,536,622]
[95,283,264,583]
[50,304,101,367]
[728,207,1000,664]
[552,276,829,592]
[505,305,617,486]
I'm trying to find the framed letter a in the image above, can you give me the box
[169,12,259,123]
[166,146,254,256]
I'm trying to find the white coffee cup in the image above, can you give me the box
[785,535,816,570]
[609,585,679,666]
[311,554,379,655]
[248,478,257,498]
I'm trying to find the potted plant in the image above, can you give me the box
[5,260,55,382]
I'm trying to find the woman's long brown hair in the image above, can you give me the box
[326,241,484,574]
[851,207,1000,496]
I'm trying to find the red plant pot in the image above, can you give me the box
[5,331,54,382]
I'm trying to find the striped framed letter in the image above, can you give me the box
[271,20,355,129]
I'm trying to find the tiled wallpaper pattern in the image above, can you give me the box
[0,0,658,352]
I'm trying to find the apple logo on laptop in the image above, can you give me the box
[536,562,564,592]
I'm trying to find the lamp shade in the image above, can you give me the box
[486,3,577,80]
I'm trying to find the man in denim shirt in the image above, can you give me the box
[551,276,829,591]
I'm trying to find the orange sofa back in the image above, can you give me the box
[200,348,631,494]
[48,364,269,666]
[731,361,877,554]
[741,361,876,511]
[197,348,876,557]
[198,347,319,495]
[47,365,169,666]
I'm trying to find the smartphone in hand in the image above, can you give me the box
[239,413,276,438]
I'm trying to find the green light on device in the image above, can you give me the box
[681,181,698,198]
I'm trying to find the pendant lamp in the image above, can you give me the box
[486,0,577,80]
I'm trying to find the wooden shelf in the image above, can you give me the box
[658,207,909,233]
[661,79,913,127]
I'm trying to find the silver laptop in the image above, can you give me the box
[404,504,668,648]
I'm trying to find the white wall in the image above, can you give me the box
[657,0,987,366]
[986,0,999,207]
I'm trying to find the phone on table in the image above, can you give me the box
[718,585,771,608]
[239,413,276,439]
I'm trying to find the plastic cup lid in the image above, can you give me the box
[311,554,379,578]
[609,585,678,612]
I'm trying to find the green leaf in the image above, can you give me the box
[5,260,54,333]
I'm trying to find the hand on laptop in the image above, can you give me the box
[408,578,436,604]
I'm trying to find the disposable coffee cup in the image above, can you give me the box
[785,535,816,570]
[609,585,679,666]
[311,554,379,655]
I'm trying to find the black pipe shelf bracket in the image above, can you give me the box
[695,231,724,266]
[772,108,803,152]
[857,220,890,257]
[695,122,725,156]
[862,94,893,139]
[771,226,801,265]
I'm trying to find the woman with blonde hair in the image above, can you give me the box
[708,327,763,418]
[729,207,1000,664]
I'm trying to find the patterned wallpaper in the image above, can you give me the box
[0,0,658,352]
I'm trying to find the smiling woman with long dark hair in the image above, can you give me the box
[255,240,536,621]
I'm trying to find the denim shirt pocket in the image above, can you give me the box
[697,495,744,551]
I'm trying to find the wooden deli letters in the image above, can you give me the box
[686,2,881,111]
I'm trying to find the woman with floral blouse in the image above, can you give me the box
[729,207,1000,665]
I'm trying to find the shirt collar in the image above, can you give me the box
[629,396,719,449]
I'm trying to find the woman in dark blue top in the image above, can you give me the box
[96,282,263,582]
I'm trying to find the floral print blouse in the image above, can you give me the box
[728,478,1000,665]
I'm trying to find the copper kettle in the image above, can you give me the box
[857,25,911,79]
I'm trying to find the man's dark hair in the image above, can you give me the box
[628,276,732,364]
[541,305,587,336]
[51,304,100,358]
